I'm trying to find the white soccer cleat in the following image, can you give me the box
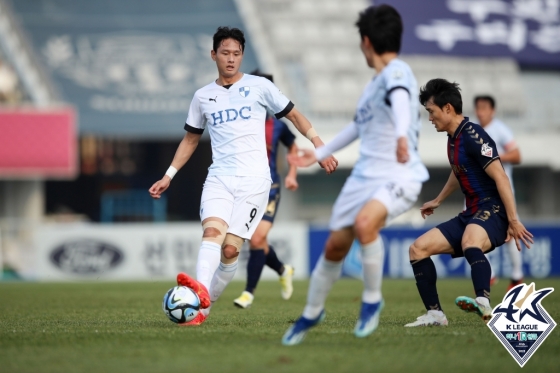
[404,310,449,327]
[280,264,294,300]
[233,291,254,309]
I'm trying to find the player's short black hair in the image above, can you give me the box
[474,95,496,109]
[250,69,273,83]
[355,4,403,54]
[213,26,245,52]
[419,78,463,114]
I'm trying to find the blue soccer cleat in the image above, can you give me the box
[281,310,326,346]
[354,299,384,338]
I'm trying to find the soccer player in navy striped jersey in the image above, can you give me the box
[405,79,533,327]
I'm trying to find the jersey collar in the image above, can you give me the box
[214,73,245,90]
[451,116,470,139]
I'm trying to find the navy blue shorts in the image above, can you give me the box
[437,199,508,258]
[261,184,281,223]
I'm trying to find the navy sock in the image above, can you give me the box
[464,247,491,300]
[246,249,266,294]
[265,245,284,275]
[411,258,443,312]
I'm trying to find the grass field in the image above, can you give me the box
[1,278,558,373]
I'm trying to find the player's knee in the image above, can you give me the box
[354,216,382,244]
[202,220,227,245]
[222,245,240,260]
[325,239,348,262]
[203,227,221,239]
[222,233,244,262]
[409,240,427,260]
[249,233,267,249]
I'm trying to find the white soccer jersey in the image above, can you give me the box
[185,74,293,181]
[482,118,517,184]
[352,59,429,182]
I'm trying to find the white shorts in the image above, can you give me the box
[200,175,271,240]
[329,176,422,231]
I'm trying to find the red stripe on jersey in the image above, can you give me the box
[456,133,478,214]
[265,117,274,162]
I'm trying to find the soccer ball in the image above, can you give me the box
[162,286,200,324]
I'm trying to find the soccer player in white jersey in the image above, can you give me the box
[149,27,338,326]
[475,95,523,291]
[282,5,429,345]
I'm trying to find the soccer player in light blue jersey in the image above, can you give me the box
[283,5,429,345]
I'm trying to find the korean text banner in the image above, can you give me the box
[380,0,560,68]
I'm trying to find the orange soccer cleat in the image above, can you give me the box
[179,312,207,326]
[176,272,211,309]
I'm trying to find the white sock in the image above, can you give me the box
[209,260,238,302]
[361,236,384,304]
[302,255,343,319]
[196,241,221,291]
[507,240,523,281]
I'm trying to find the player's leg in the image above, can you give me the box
[260,189,295,300]
[352,199,387,337]
[208,232,244,310]
[234,220,273,308]
[405,225,457,327]
[211,177,270,308]
[455,221,499,322]
[282,228,354,346]
[506,238,524,290]
[177,176,234,325]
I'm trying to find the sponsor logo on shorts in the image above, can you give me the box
[488,283,556,367]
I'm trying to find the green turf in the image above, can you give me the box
[0,278,558,373]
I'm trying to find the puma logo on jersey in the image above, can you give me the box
[210,106,251,125]
[209,96,217,102]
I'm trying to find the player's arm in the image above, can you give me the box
[284,143,299,191]
[149,132,201,199]
[288,121,358,169]
[420,171,460,219]
[390,88,411,163]
[284,107,338,174]
[499,142,521,164]
[484,161,533,249]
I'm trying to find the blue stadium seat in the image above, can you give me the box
[101,190,166,223]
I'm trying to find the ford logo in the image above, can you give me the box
[50,240,124,274]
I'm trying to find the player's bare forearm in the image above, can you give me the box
[285,108,322,147]
[287,144,298,178]
[500,148,521,165]
[170,132,201,171]
[435,171,460,204]
[486,161,518,221]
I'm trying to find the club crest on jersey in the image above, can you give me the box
[239,86,250,97]
[487,283,556,367]
[481,143,493,157]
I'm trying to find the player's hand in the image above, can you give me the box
[319,155,338,175]
[397,137,409,163]
[505,220,534,251]
[149,177,171,199]
[284,175,299,191]
[420,199,440,219]
[287,148,317,168]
